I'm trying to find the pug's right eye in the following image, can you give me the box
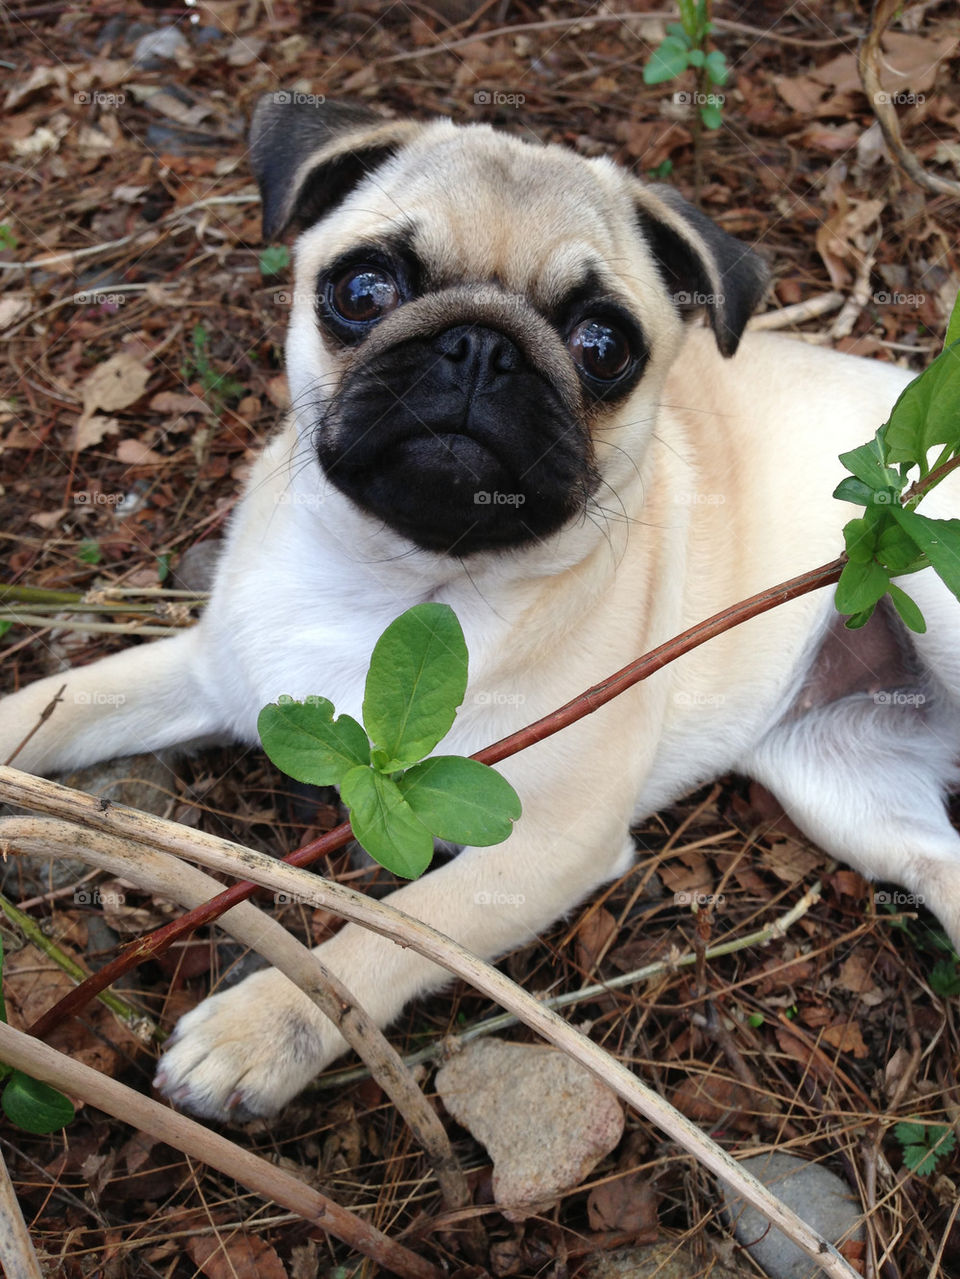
[328,266,401,326]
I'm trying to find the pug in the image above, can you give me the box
[3,98,959,1119]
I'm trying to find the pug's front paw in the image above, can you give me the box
[154,968,343,1121]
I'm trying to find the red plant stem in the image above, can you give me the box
[27,556,845,1040]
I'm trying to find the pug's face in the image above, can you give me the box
[251,104,767,555]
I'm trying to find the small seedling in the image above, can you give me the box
[834,295,960,630]
[259,603,521,878]
[0,224,19,251]
[643,1,728,130]
[77,539,102,566]
[181,323,245,415]
[928,957,960,997]
[0,938,75,1134]
[895,1119,957,1176]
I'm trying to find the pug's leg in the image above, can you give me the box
[739,693,960,948]
[0,630,223,775]
[154,725,641,1119]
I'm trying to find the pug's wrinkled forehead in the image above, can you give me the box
[250,98,768,360]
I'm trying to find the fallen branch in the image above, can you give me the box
[0,1020,440,1279]
[0,775,858,1279]
[0,1144,43,1279]
[0,817,481,1254]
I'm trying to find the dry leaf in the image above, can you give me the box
[149,390,208,416]
[670,1076,754,1132]
[821,1021,869,1058]
[72,414,120,451]
[837,954,879,995]
[187,1235,287,1279]
[576,905,618,972]
[81,353,150,418]
[29,508,66,530]
[116,438,165,466]
[0,296,31,331]
[586,1172,658,1238]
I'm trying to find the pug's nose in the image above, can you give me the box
[438,325,522,377]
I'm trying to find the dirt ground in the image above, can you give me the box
[1,2,960,1276]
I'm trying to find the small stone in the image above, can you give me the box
[133,27,189,69]
[718,1152,865,1279]
[435,1037,624,1221]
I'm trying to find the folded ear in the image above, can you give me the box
[633,183,768,357]
[249,95,422,240]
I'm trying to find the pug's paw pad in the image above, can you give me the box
[154,972,339,1120]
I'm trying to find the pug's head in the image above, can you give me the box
[250,97,767,556]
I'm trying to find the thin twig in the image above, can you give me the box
[0,779,858,1279]
[0,818,481,1252]
[748,292,845,331]
[0,1021,441,1279]
[0,1145,43,1279]
[3,684,64,768]
[858,0,960,199]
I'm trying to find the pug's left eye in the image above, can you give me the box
[567,319,632,381]
[329,266,401,325]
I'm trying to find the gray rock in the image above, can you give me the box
[435,1037,624,1221]
[581,1243,752,1279]
[132,26,189,69]
[718,1152,864,1279]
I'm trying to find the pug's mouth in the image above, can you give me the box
[316,325,597,555]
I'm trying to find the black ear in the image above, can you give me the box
[633,184,768,357]
[249,95,421,240]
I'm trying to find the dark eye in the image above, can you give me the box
[329,266,401,325]
[567,319,632,381]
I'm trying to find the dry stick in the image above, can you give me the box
[11,556,845,1040]
[0,774,858,1279]
[748,291,845,331]
[2,683,64,769]
[0,1145,43,1279]
[0,1023,439,1279]
[858,0,960,199]
[0,819,481,1255]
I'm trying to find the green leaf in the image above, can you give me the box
[77,540,102,565]
[944,291,960,351]
[2,1071,74,1133]
[396,756,521,846]
[643,36,691,84]
[876,522,928,575]
[833,476,874,507]
[705,49,729,85]
[838,436,900,491]
[259,245,290,277]
[844,605,877,630]
[363,603,468,769]
[700,102,723,130]
[835,557,889,615]
[929,958,960,997]
[687,47,705,67]
[258,697,370,786]
[886,582,926,633]
[891,507,960,601]
[340,765,434,878]
[895,1121,956,1176]
[881,340,960,465]
[665,21,686,38]
[842,516,878,563]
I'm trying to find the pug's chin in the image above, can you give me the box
[322,433,577,555]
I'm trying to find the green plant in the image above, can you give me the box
[258,603,521,878]
[929,957,960,997]
[643,1,728,130]
[0,223,19,251]
[894,1119,957,1176]
[834,297,960,630]
[181,323,245,415]
[259,244,290,277]
[77,539,102,565]
[0,938,74,1133]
